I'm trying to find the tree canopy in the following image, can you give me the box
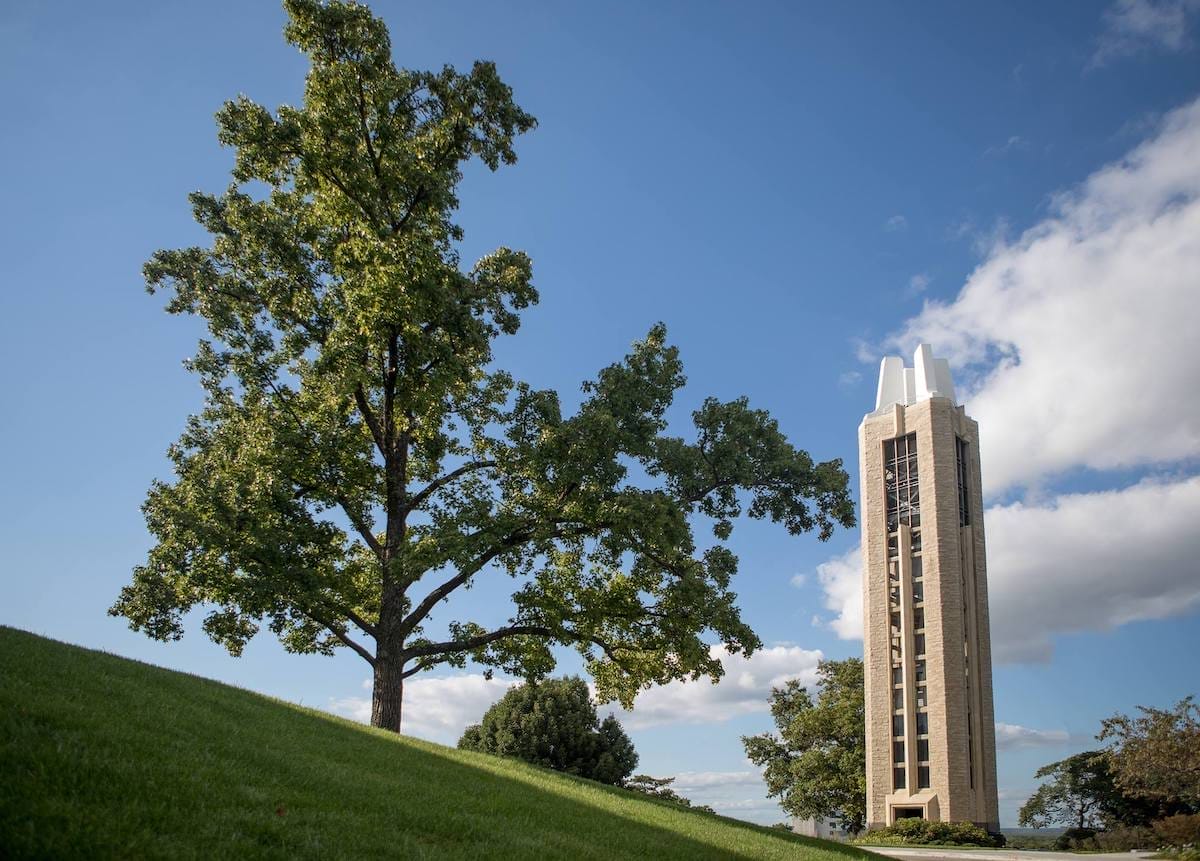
[110,0,854,732]
[742,658,866,833]
[458,677,637,786]
[1100,697,1200,810]
[1018,751,1129,831]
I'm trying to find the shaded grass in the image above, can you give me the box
[0,627,883,860]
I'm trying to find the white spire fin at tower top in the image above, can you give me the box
[873,344,957,410]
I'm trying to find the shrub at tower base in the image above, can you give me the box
[109,0,855,734]
[458,677,638,786]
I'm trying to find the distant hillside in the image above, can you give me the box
[0,627,883,860]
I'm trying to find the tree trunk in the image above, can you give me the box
[371,654,405,733]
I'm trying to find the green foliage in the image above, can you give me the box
[1101,697,1200,810]
[1153,813,1200,850]
[626,774,692,806]
[0,626,887,861]
[1018,750,1134,831]
[742,658,866,834]
[110,0,855,731]
[456,677,637,786]
[855,818,1000,847]
[1091,825,1155,851]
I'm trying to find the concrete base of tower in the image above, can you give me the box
[883,790,940,825]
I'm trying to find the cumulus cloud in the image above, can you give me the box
[822,98,1199,664]
[891,97,1200,494]
[985,476,1200,662]
[610,644,823,730]
[328,673,516,745]
[327,644,824,739]
[884,214,908,232]
[814,478,1200,662]
[673,771,763,790]
[995,723,1070,750]
[813,546,862,640]
[1091,0,1200,68]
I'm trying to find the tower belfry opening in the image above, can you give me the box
[860,345,1000,832]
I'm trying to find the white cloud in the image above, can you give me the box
[884,214,908,232]
[995,723,1070,750]
[790,572,808,587]
[985,476,1200,662]
[610,644,823,730]
[813,477,1200,663]
[891,97,1200,494]
[814,546,862,640]
[327,645,824,739]
[672,770,762,790]
[327,673,516,745]
[1091,0,1200,68]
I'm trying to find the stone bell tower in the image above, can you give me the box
[860,344,999,831]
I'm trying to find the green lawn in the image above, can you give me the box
[0,626,881,860]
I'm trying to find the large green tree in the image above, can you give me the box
[110,0,854,733]
[742,658,866,833]
[458,677,637,786]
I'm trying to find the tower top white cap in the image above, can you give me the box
[874,344,957,411]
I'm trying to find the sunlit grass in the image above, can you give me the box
[0,626,884,860]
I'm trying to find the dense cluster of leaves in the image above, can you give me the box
[742,658,866,834]
[109,0,854,731]
[1018,751,1130,831]
[1101,697,1200,810]
[457,677,637,786]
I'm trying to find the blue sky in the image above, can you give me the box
[2,0,1199,827]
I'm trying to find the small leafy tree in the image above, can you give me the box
[742,658,866,834]
[109,0,855,733]
[1018,751,1116,831]
[457,677,637,785]
[624,774,713,813]
[1100,697,1200,810]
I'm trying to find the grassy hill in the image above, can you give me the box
[0,627,880,860]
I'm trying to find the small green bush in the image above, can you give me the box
[1094,825,1155,850]
[855,817,1001,847]
[1056,827,1097,849]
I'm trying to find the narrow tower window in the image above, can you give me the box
[884,434,920,530]
[956,436,971,527]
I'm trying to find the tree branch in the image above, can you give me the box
[298,606,376,666]
[404,459,497,514]
[397,518,603,640]
[401,623,628,666]
[334,493,384,560]
[354,384,386,456]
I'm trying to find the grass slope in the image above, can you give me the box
[0,627,879,860]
